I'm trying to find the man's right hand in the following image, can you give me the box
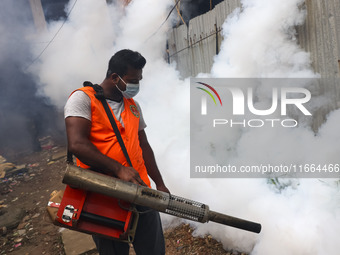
[117,166,147,186]
[66,116,147,186]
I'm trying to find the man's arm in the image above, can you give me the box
[138,129,170,193]
[65,116,147,186]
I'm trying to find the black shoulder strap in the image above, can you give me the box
[83,81,133,167]
[66,150,74,164]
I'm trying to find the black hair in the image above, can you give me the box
[106,49,146,79]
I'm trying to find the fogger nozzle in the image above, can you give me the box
[63,165,261,233]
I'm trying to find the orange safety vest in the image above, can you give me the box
[71,86,151,187]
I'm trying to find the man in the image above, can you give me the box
[64,49,169,254]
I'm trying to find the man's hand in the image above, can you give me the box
[66,116,146,184]
[156,183,170,194]
[117,165,148,187]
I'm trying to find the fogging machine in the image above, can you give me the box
[55,165,261,241]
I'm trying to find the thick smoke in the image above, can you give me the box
[196,0,340,254]
[29,0,340,254]
[212,0,315,78]
[0,0,64,157]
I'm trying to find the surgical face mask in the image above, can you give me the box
[116,76,140,99]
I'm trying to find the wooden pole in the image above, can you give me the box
[29,0,47,33]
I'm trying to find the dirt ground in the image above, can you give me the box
[0,146,245,255]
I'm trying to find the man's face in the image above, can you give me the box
[117,67,143,91]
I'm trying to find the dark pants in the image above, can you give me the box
[92,206,165,255]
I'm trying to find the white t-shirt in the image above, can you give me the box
[64,90,147,131]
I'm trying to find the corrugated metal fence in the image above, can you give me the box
[296,1,340,130]
[168,0,241,78]
[297,0,340,78]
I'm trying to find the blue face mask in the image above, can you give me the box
[116,76,140,99]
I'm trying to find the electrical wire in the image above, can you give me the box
[168,27,222,58]
[24,0,78,71]
[144,0,181,42]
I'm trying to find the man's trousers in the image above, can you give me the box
[92,206,165,255]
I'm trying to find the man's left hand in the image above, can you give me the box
[156,184,170,194]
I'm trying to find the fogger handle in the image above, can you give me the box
[208,211,261,233]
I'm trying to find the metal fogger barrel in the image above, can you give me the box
[63,165,261,233]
